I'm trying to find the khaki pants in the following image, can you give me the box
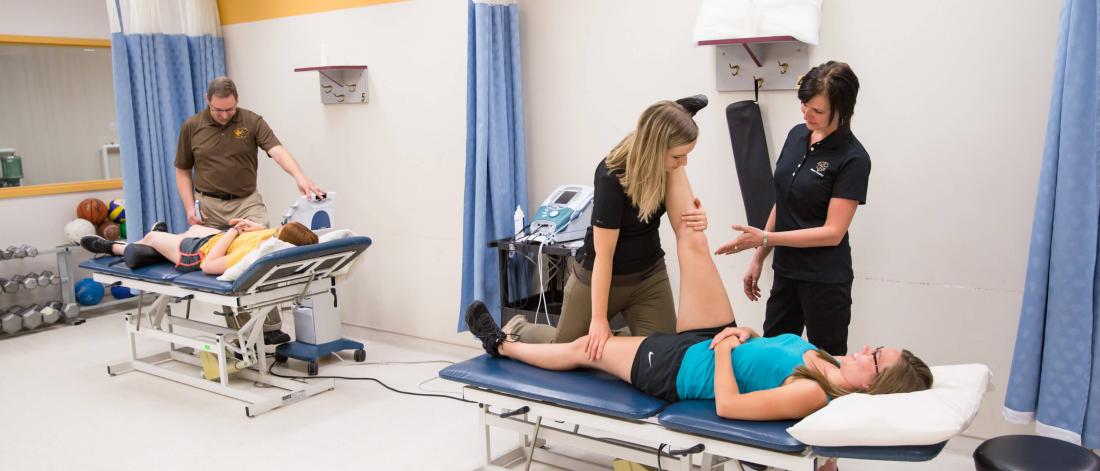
[195,191,279,332]
[196,191,269,230]
[511,261,677,344]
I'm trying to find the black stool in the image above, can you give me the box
[974,434,1100,471]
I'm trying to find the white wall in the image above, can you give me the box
[222,0,1057,439]
[520,0,1057,439]
[0,0,110,38]
[221,0,470,343]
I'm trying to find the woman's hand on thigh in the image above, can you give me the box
[586,320,612,361]
[681,198,708,232]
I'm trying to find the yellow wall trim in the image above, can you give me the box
[217,0,405,25]
[0,35,111,48]
[0,179,122,200]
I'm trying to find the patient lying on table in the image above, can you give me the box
[79,219,318,276]
[465,167,932,424]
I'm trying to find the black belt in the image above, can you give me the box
[196,190,242,201]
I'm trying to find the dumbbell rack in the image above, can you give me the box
[0,244,138,339]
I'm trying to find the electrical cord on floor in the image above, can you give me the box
[266,357,474,404]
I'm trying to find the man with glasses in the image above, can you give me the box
[173,76,324,345]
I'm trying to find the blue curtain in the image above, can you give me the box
[458,0,528,330]
[110,10,225,239]
[1005,0,1100,448]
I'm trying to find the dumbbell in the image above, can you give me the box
[1,306,24,334]
[22,245,38,258]
[11,274,36,290]
[18,304,42,330]
[41,271,60,285]
[35,272,51,287]
[5,245,27,259]
[39,303,60,325]
[0,277,18,293]
[48,301,80,322]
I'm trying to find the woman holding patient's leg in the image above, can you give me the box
[467,167,932,421]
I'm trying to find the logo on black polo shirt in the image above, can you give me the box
[811,161,829,177]
[233,127,249,139]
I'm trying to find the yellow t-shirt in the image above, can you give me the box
[199,228,277,269]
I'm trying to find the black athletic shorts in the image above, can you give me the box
[176,234,216,273]
[630,321,736,402]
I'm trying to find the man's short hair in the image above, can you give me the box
[207,76,238,100]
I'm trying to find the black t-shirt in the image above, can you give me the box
[578,159,666,274]
[772,124,870,283]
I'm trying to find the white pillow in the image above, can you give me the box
[786,364,991,446]
[693,0,823,45]
[216,237,295,281]
[318,229,355,243]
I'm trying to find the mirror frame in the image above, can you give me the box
[0,34,121,200]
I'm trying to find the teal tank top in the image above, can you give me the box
[675,333,817,400]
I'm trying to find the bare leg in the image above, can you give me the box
[665,167,736,332]
[180,225,220,237]
[136,232,188,265]
[498,335,646,383]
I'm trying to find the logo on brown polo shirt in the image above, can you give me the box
[233,127,249,139]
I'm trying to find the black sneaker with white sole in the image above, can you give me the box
[465,300,507,358]
[80,235,120,256]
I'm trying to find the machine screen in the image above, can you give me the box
[554,190,576,205]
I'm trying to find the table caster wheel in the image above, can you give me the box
[308,361,318,376]
[354,349,366,362]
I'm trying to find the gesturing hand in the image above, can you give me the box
[715,224,764,255]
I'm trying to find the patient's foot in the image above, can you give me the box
[80,235,122,256]
[466,300,507,358]
[149,220,168,233]
[263,329,292,346]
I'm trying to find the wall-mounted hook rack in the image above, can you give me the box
[294,65,369,105]
[700,37,808,92]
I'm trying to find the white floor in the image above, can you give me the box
[1,309,980,471]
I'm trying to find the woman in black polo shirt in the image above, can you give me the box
[508,96,709,360]
[717,62,867,356]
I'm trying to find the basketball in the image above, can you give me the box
[77,198,108,225]
[97,221,121,241]
[64,218,97,243]
[107,198,126,224]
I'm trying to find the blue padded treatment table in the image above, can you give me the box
[79,236,372,294]
[440,354,667,420]
[80,256,183,283]
[442,355,952,467]
[657,400,804,452]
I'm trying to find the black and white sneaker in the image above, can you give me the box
[79,235,119,256]
[465,300,507,358]
[149,220,168,233]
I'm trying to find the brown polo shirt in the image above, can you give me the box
[174,107,282,198]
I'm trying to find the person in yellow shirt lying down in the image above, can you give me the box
[79,219,318,275]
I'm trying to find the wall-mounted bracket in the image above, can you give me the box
[700,36,808,92]
[294,65,369,105]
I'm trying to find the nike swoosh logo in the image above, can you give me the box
[648,351,654,368]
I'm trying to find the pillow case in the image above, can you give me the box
[786,364,991,446]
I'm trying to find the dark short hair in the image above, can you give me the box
[798,61,859,129]
[206,76,238,100]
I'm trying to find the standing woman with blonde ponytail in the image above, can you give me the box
[506,96,711,360]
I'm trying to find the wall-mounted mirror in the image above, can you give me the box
[0,40,120,191]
